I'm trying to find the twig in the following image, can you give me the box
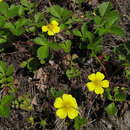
[87,95,98,120]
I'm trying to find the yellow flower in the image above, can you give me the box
[54,94,79,119]
[86,72,109,95]
[41,20,60,36]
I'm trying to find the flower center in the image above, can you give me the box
[62,102,72,110]
[47,24,55,31]
[93,80,102,87]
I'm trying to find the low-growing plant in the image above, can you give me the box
[0,0,44,49]
[13,94,33,111]
[0,60,14,89]
[74,116,86,130]
[0,94,14,118]
[65,54,81,79]
[105,87,127,115]
[50,88,65,98]
[73,2,124,54]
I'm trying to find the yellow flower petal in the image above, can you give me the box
[54,97,63,108]
[51,20,59,26]
[102,80,109,88]
[41,26,48,32]
[67,108,78,119]
[86,82,95,91]
[53,27,60,33]
[56,108,67,119]
[48,31,54,36]
[95,87,104,94]
[96,72,105,81]
[71,97,78,108]
[62,94,72,102]
[88,73,96,81]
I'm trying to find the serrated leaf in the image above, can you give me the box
[109,26,124,36]
[59,40,72,53]
[50,88,64,98]
[105,11,119,27]
[34,12,44,23]
[48,42,60,51]
[6,65,14,76]
[105,88,113,101]
[20,0,34,9]
[73,29,82,37]
[7,5,19,18]
[105,102,117,116]
[114,87,126,102]
[74,116,86,130]
[33,37,49,46]
[18,5,25,16]
[87,38,102,53]
[37,46,49,60]
[15,18,28,28]
[66,67,81,79]
[0,2,9,16]
[98,2,112,17]
[0,61,6,74]
[47,5,62,19]
[47,5,72,21]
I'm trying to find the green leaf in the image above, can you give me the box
[98,2,112,17]
[125,41,130,53]
[74,116,86,130]
[47,5,62,19]
[59,40,72,53]
[75,0,85,4]
[0,2,9,16]
[109,26,124,36]
[50,88,64,98]
[0,61,6,74]
[47,5,72,21]
[6,65,14,76]
[114,87,126,102]
[87,38,102,53]
[48,42,60,51]
[0,16,6,27]
[81,23,88,37]
[37,46,49,60]
[15,18,28,28]
[20,0,34,9]
[0,95,14,105]
[94,16,102,24]
[0,105,10,118]
[66,67,81,79]
[105,102,117,116]
[105,11,119,27]
[0,37,7,44]
[73,29,82,37]
[33,37,49,46]
[34,12,44,23]
[26,58,40,72]
[18,5,25,16]
[7,5,19,18]
[105,88,113,101]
